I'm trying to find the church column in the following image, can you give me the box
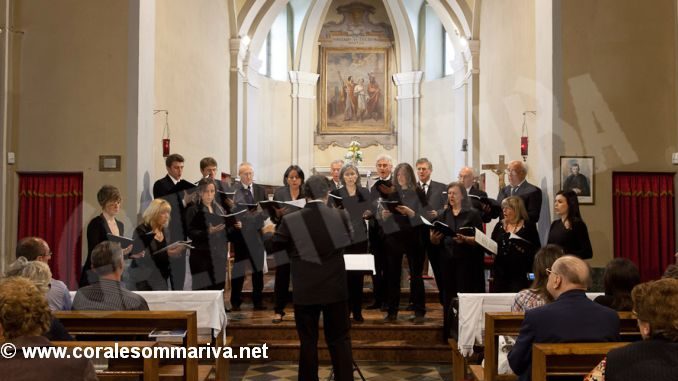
[392,71,423,164]
[535,0,562,236]
[289,71,319,171]
[228,38,243,174]
[0,0,10,269]
[466,40,481,171]
[126,0,155,220]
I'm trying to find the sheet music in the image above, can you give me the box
[343,254,375,274]
[475,228,498,254]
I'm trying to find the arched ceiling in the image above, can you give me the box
[233,0,478,74]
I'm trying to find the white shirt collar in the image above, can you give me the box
[168,174,180,185]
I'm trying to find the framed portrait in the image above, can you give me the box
[319,47,390,135]
[560,156,594,204]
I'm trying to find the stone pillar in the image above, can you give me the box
[228,37,244,174]
[289,71,319,171]
[392,71,423,164]
[467,39,481,171]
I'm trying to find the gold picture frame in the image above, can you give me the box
[319,47,390,135]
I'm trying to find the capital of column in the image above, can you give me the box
[392,71,424,100]
[289,71,319,99]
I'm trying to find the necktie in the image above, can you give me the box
[245,185,255,204]
[420,183,428,194]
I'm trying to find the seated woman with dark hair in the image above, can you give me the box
[511,244,564,312]
[588,278,678,381]
[0,277,97,380]
[594,258,640,311]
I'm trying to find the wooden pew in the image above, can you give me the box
[448,338,466,381]
[481,311,638,381]
[54,310,199,381]
[531,342,629,381]
[52,341,160,381]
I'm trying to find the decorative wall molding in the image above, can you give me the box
[314,133,397,150]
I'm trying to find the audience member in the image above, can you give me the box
[594,258,640,311]
[72,241,149,311]
[4,258,73,341]
[511,244,564,312]
[16,236,71,310]
[0,277,96,380]
[662,264,678,279]
[508,255,619,381]
[604,278,678,381]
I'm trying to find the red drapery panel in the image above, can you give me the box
[613,172,675,282]
[18,173,83,289]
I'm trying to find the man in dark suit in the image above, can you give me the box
[152,153,194,290]
[329,159,344,191]
[196,157,234,212]
[264,174,355,381]
[459,166,500,222]
[496,160,542,223]
[508,255,620,381]
[230,162,268,310]
[415,158,447,305]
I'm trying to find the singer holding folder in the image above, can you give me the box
[186,178,230,291]
[491,196,541,292]
[128,199,186,291]
[79,185,131,288]
[430,182,484,340]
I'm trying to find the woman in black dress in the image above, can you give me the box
[491,196,541,292]
[185,178,229,291]
[129,198,185,290]
[380,163,426,323]
[547,190,593,259]
[271,165,305,323]
[430,182,484,337]
[80,185,130,287]
[331,163,371,322]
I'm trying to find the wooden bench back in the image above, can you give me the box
[54,310,198,381]
[531,342,629,381]
[483,311,638,381]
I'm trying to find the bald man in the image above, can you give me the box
[496,160,542,223]
[508,256,620,381]
[459,167,499,222]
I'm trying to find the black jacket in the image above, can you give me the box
[266,201,353,305]
[605,337,678,381]
[497,180,543,223]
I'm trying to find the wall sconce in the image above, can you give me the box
[153,110,170,157]
[461,138,468,152]
[521,111,536,161]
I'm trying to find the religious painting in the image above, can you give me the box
[319,48,390,134]
[560,156,594,204]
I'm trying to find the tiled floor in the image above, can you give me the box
[230,361,452,381]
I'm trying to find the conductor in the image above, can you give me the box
[263,174,355,381]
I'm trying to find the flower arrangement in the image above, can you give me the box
[344,140,363,166]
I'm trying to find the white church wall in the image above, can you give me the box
[247,74,293,186]
[420,76,462,183]
[560,0,678,268]
[478,0,537,208]
[9,0,132,258]
[154,0,230,182]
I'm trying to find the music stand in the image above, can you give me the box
[327,360,366,381]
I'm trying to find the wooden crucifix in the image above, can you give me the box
[482,155,509,192]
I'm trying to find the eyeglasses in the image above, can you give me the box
[546,267,559,277]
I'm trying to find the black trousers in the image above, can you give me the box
[294,301,353,381]
[274,262,291,314]
[230,250,264,307]
[422,227,444,305]
[384,230,425,316]
[347,272,365,316]
[440,249,485,339]
[168,253,186,290]
[369,222,386,305]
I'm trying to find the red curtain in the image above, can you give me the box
[18,173,83,289]
[613,172,675,282]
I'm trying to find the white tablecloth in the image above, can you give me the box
[456,292,603,356]
[69,290,227,333]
